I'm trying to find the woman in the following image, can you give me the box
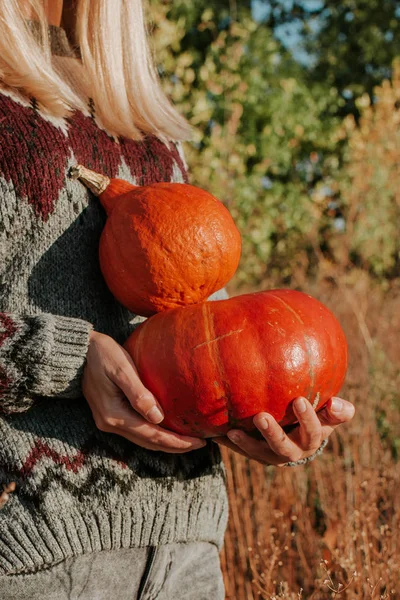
[0,1,355,598]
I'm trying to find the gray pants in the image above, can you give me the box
[0,542,225,600]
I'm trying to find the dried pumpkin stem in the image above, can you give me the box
[69,164,110,196]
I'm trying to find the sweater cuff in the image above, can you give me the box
[282,437,328,467]
[32,315,93,399]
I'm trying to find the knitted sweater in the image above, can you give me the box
[0,24,228,576]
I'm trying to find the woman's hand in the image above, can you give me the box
[82,331,206,453]
[213,396,355,466]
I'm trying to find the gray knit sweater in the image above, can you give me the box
[0,25,228,576]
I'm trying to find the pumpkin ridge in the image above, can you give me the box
[272,293,318,406]
[270,293,305,325]
[202,304,235,427]
[302,333,317,404]
[192,328,244,350]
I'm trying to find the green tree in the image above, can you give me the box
[261,0,400,117]
[152,2,341,284]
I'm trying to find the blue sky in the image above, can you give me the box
[251,0,323,65]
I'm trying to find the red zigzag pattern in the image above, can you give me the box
[19,439,128,478]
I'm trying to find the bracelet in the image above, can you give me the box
[282,437,329,467]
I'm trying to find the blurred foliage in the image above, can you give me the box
[261,0,400,118]
[336,61,400,277]
[151,1,341,284]
[150,0,400,285]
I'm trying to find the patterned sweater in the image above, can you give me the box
[0,24,228,576]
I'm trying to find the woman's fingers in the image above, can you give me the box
[252,413,304,461]
[221,398,324,465]
[83,331,206,453]
[93,394,206,453]
[86,331,164,425]
[318,397,356,427]
[291,397,323,452]
[218,428,299,465]
[223,426,300,465]
[213,436,252,459]
[114,419,207,453]
[108,356,165,425]
[214,396,355,466]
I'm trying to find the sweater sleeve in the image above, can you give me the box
[208,288,229,301]
[0,312,92,414]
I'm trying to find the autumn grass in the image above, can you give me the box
[220,269,400,599]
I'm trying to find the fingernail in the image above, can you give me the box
[257,416,269,431]
[295,397,307,413]
[330,398,343,414]
[146,406,164,424]
[227,431,241,443]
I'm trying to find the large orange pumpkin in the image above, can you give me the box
[124,289,348,438]
[70,165,241,316]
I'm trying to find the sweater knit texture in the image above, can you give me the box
[0,24,228,576]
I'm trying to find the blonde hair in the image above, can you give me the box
[0,0,191,140]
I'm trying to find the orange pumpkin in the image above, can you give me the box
[70,165,241,316]
[124,289,348,438]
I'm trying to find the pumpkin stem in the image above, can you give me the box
[69,164,110,196]
[70,164,137,215]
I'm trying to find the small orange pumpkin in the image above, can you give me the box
[70,165,241,316]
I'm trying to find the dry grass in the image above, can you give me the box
[221,269,400,599]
